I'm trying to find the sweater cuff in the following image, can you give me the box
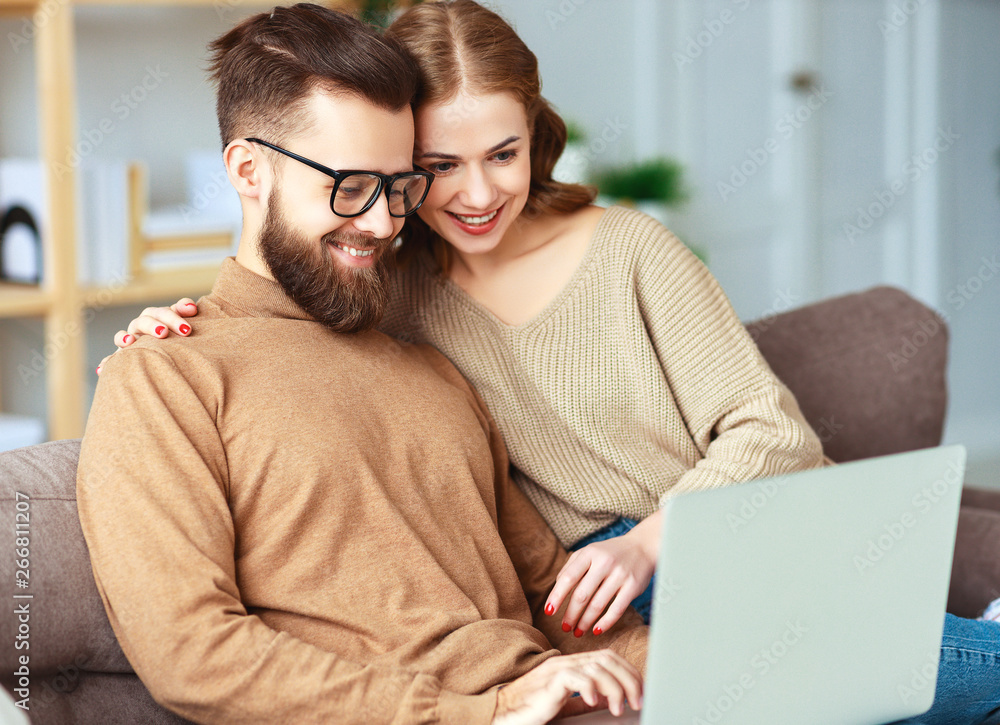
[437,688,498,724]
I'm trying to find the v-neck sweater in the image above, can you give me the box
[77,258,647,724]
[382,206,826,546]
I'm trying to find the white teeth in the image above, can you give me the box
[455,210,498,225]
[335,244,374,257]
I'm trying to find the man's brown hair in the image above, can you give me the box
[208,3,420,149]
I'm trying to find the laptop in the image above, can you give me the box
[558,445,965,725]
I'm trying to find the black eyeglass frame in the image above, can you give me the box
[245,137,433,218]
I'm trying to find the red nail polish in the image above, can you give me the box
[185,302,197,308]
[544,603,555,616]
[179,324,191,335]
[574,628,584,638]
[562,622,571,633]
[95,366,101,374]
[123,334,133,345]
[155,326,165,336]
[593,626,603,636]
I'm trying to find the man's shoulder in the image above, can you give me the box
[400,341,497,436]
[101,313,262,386]
[400,340,469,387]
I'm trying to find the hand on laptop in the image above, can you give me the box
[545,514,659,637]
[493,650,642,725]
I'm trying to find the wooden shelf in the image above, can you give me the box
[0,284,51,318]
[80,265,218,308]
[0,0,251,438]
[0,1,39,18]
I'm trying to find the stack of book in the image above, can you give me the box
[76,158,131,286]
[140,151,241,272]
[0,154,242,289]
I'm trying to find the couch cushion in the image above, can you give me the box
[0,440,131,680]
[746,286,947,462]
[2,672,192,725]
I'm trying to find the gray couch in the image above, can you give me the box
[2,286,999,724]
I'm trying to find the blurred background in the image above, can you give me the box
[0,0,997,484]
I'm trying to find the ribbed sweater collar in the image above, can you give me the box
[209,257,316,322]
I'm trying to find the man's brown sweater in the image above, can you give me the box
[76,259,647,724]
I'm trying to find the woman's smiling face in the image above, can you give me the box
[413,91,532,258]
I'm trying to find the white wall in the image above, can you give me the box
[1,1,997,483]
[935,0,1000,479]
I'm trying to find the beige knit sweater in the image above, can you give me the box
[77,259,647,725]
[382,207,826,546]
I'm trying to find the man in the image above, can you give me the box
[77,5,646,724]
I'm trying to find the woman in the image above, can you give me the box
[108,2,1000,720]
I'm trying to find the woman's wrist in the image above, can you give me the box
[625,510,663,565]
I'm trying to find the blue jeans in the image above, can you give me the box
[575,518,1000,724]
[570,517,655,623]
[891,614,1000,724]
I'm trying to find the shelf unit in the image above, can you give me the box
[0,0,364,439]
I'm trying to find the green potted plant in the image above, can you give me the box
[594,157,686,211]
[595,158,705,262]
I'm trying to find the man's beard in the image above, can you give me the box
[257,195,393,334]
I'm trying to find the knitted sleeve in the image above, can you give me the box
[628,215,825,504]
[453,372,649,673]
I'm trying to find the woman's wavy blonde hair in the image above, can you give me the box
[386,0,596,268]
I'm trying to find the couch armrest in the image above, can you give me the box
[746,286,947,463]
[0,440,131,682]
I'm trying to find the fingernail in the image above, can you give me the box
[544,603,555,616]
[573,628,584,638]
[593,626,603,636]
[96,366,101,374]
[155,326,166,336]
[123,334,133,345]
[185,302,197,308]
[562,622,571,633]
[179,324,191,335]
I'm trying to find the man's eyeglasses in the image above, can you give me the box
[245,138,433,218]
